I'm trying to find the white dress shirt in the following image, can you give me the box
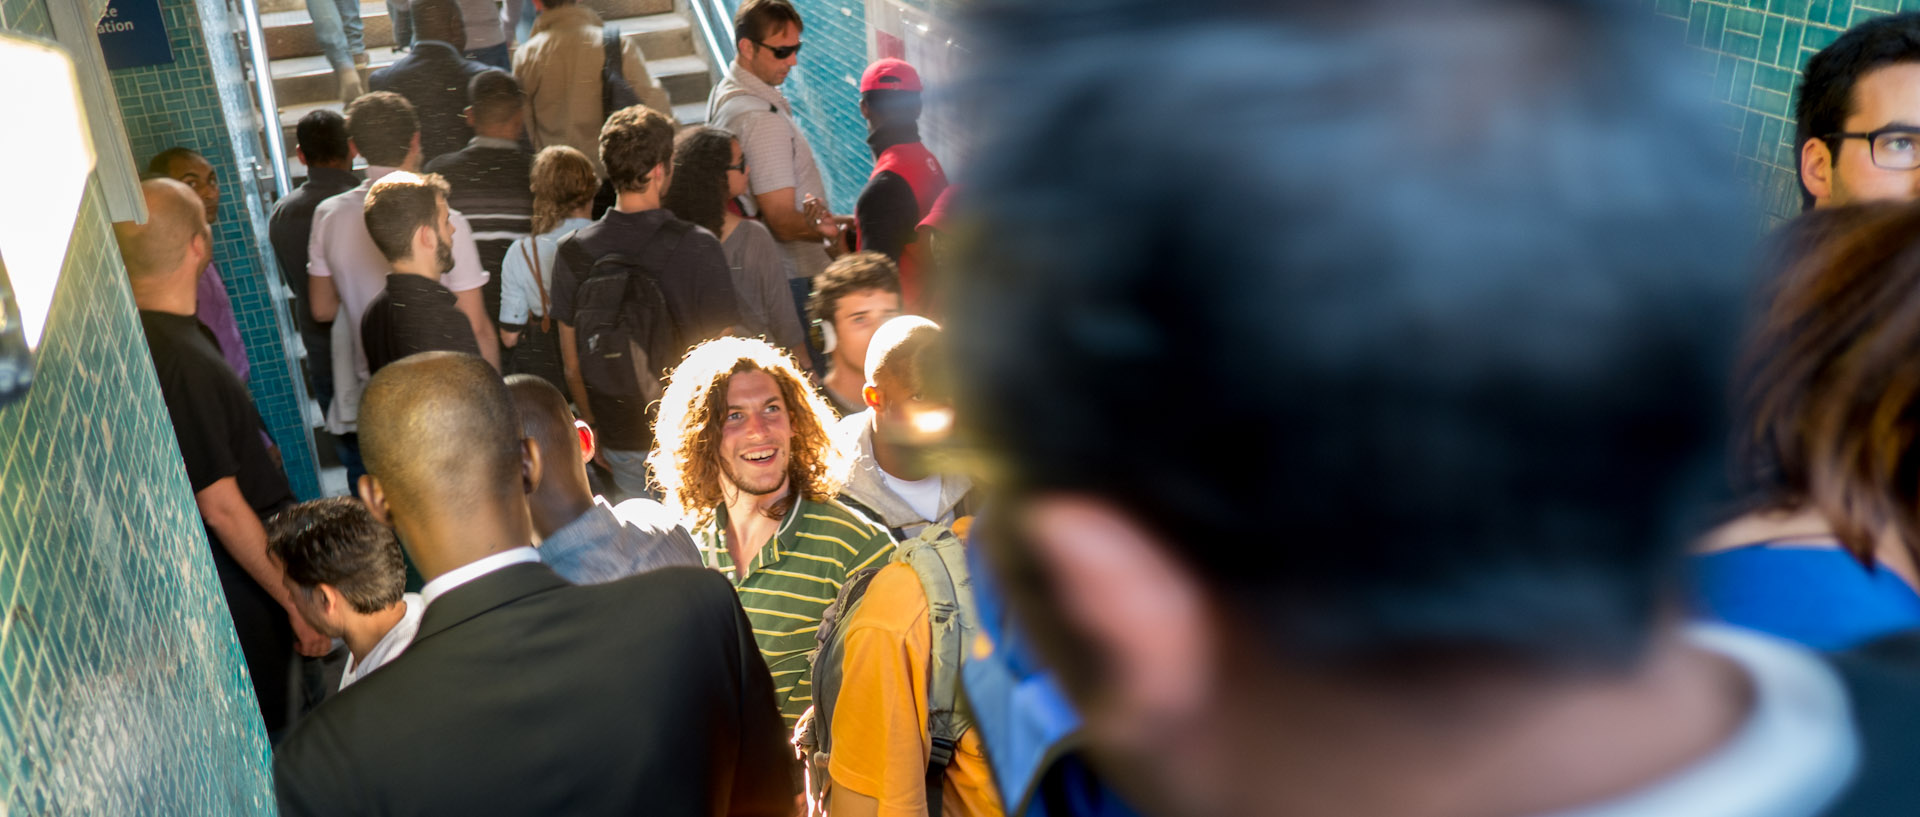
[419,546,544,609]
[338,592,425,690]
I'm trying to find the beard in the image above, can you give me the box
[720,456,790,497]
[435,236,455,274]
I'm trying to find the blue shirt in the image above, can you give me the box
[1693,541,1920,651]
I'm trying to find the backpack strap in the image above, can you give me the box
[519,238,551,333]
[557,234,598,317]
[897,530,976,817]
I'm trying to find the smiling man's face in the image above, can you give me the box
[717,369,792,497]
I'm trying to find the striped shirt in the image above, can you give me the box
[697,497,894,727]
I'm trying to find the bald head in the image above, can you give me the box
[505,374,577,468]
[360,352,526,515]
[864,316,945,395]
[116,178,210,283]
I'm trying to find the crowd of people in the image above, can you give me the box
[106,0,1920,814]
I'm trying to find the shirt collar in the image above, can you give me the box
[539,497,619,558]
[420,546,542,607]
[306,166,361,189]
[705,499,805,580]
[727,61,789,110]
[468,135,521,151]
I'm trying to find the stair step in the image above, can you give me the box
[650,54,712,107]
[257,0,675,29]
[271,35,709,109]
[261,4,693,64]
[261,1,394,60]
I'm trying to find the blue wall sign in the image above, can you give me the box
[97,0,173,71]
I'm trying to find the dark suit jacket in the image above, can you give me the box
[369,41,494,166]
[273,562,796,816]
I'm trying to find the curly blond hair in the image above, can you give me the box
[650,337,847,527]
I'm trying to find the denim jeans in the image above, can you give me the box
[388,0,412,50]
[305,0,364,70]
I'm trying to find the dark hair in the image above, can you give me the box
[663,127,737,235]
[600,105,675,194]
[1736,202,1920,565]
[951,1,1754,675]
[346,91,419,168]
[505,373,576,463]
[296,109,352,166]
[363,171,449,263]
[733,0,802,47]
[1794,12,1920,209]
[146,146,205,176]
[468,69,524,126]
[808,251,900,326]
[267,498,406,614]
[409,0,467,51]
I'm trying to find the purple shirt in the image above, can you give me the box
[196,263,249,382]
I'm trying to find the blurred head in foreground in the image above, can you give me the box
[950,1,1754,814]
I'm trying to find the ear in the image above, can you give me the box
[859,99,871,119]
[346,142,359,161]
[863,384,882,410]
[413,222,437,259]
[575,419,596,464]
[1801,137,1835,205]
[521,436,543,496]
[295,147,310,166]
[1020,497,1215,740]
[464,105,478,128]
[316,583,343,617]
[358,474,392,527]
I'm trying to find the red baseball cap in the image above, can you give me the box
[860,58,923,93]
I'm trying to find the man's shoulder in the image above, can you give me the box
[798,497,891,545]
[842,561,928,640]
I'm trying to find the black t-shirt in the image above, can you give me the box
[268,167,361,335]
[855,171,921,262]
[140,310,296,731]
[361,272,481,375]
[141,310,295,514]
[549,208,743,451]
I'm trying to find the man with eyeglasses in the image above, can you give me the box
[1797,12,1920,209]
[709,0,846,356]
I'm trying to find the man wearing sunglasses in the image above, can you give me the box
[1797,12,1920,209]
[709,0,845,339]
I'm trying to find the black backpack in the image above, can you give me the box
[558,222,690,442]
[602,27,643,118]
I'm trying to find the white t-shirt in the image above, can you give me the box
[878,470,946,526]
[1537,624,1858,817]
[338,593,425,690]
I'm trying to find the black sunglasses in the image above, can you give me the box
[727,160,748,173]
[753,40,802,60]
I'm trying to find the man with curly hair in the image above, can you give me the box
[651,336,895,728]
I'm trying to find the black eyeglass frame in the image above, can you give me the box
[1823,126,1920,170]
[751,39,803,60]
[726,160,748,173]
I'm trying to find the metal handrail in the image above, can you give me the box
[688,0,735,80]
[234,0,291,199]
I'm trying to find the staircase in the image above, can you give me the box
[259,0,718,179]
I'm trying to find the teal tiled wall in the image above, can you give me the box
[1657,0,1920,220]
[110,0,321,500]
[0,4,274,812]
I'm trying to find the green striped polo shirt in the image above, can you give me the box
[697,497,895,727]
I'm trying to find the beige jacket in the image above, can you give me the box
[514,4,673,177]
